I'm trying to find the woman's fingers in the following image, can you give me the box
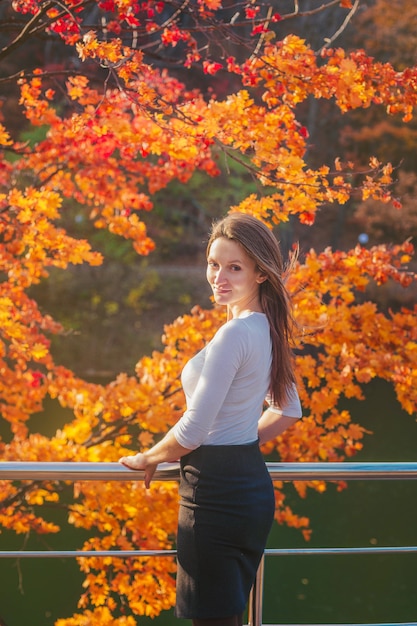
[118,453,146,470]
[119,454,158,488]
[144,464,157,489]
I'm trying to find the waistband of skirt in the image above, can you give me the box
[180,440,264,472]
[196,439,259,451]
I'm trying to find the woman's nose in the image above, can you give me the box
[213,268,225,284]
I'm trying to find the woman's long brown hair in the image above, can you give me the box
[207,213,297,408]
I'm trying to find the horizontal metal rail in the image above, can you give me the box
[1,461,416,626]
[1,545,416,559]
[1,460,417,481]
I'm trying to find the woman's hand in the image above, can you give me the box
[118,430,192,489]
[119,453,157,489]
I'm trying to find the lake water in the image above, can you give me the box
[1,378,416,625]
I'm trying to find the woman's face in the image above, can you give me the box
[206,237,265,317]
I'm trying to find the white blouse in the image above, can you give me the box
[172,312,302,449]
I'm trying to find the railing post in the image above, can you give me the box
[248,554,265,626]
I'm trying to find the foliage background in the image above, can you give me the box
[0,0,417,624]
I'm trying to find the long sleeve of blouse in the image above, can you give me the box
[171,312,301,450]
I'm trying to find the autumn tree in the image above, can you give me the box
[326,0,417,248]
[0,1,417,623]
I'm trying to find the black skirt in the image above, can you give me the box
[175,441,275,620]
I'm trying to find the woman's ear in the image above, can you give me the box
[256,273,268,284]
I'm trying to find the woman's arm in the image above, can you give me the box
[172,321,245,449]
[119,429,193,488]
[257,409,300,446]
[119,324,243,484]
[259,381,302,445]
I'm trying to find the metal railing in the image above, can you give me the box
[1,461,417,626]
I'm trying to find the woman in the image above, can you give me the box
[119,213,302,626]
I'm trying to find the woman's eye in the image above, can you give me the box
[231,265,241,271]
